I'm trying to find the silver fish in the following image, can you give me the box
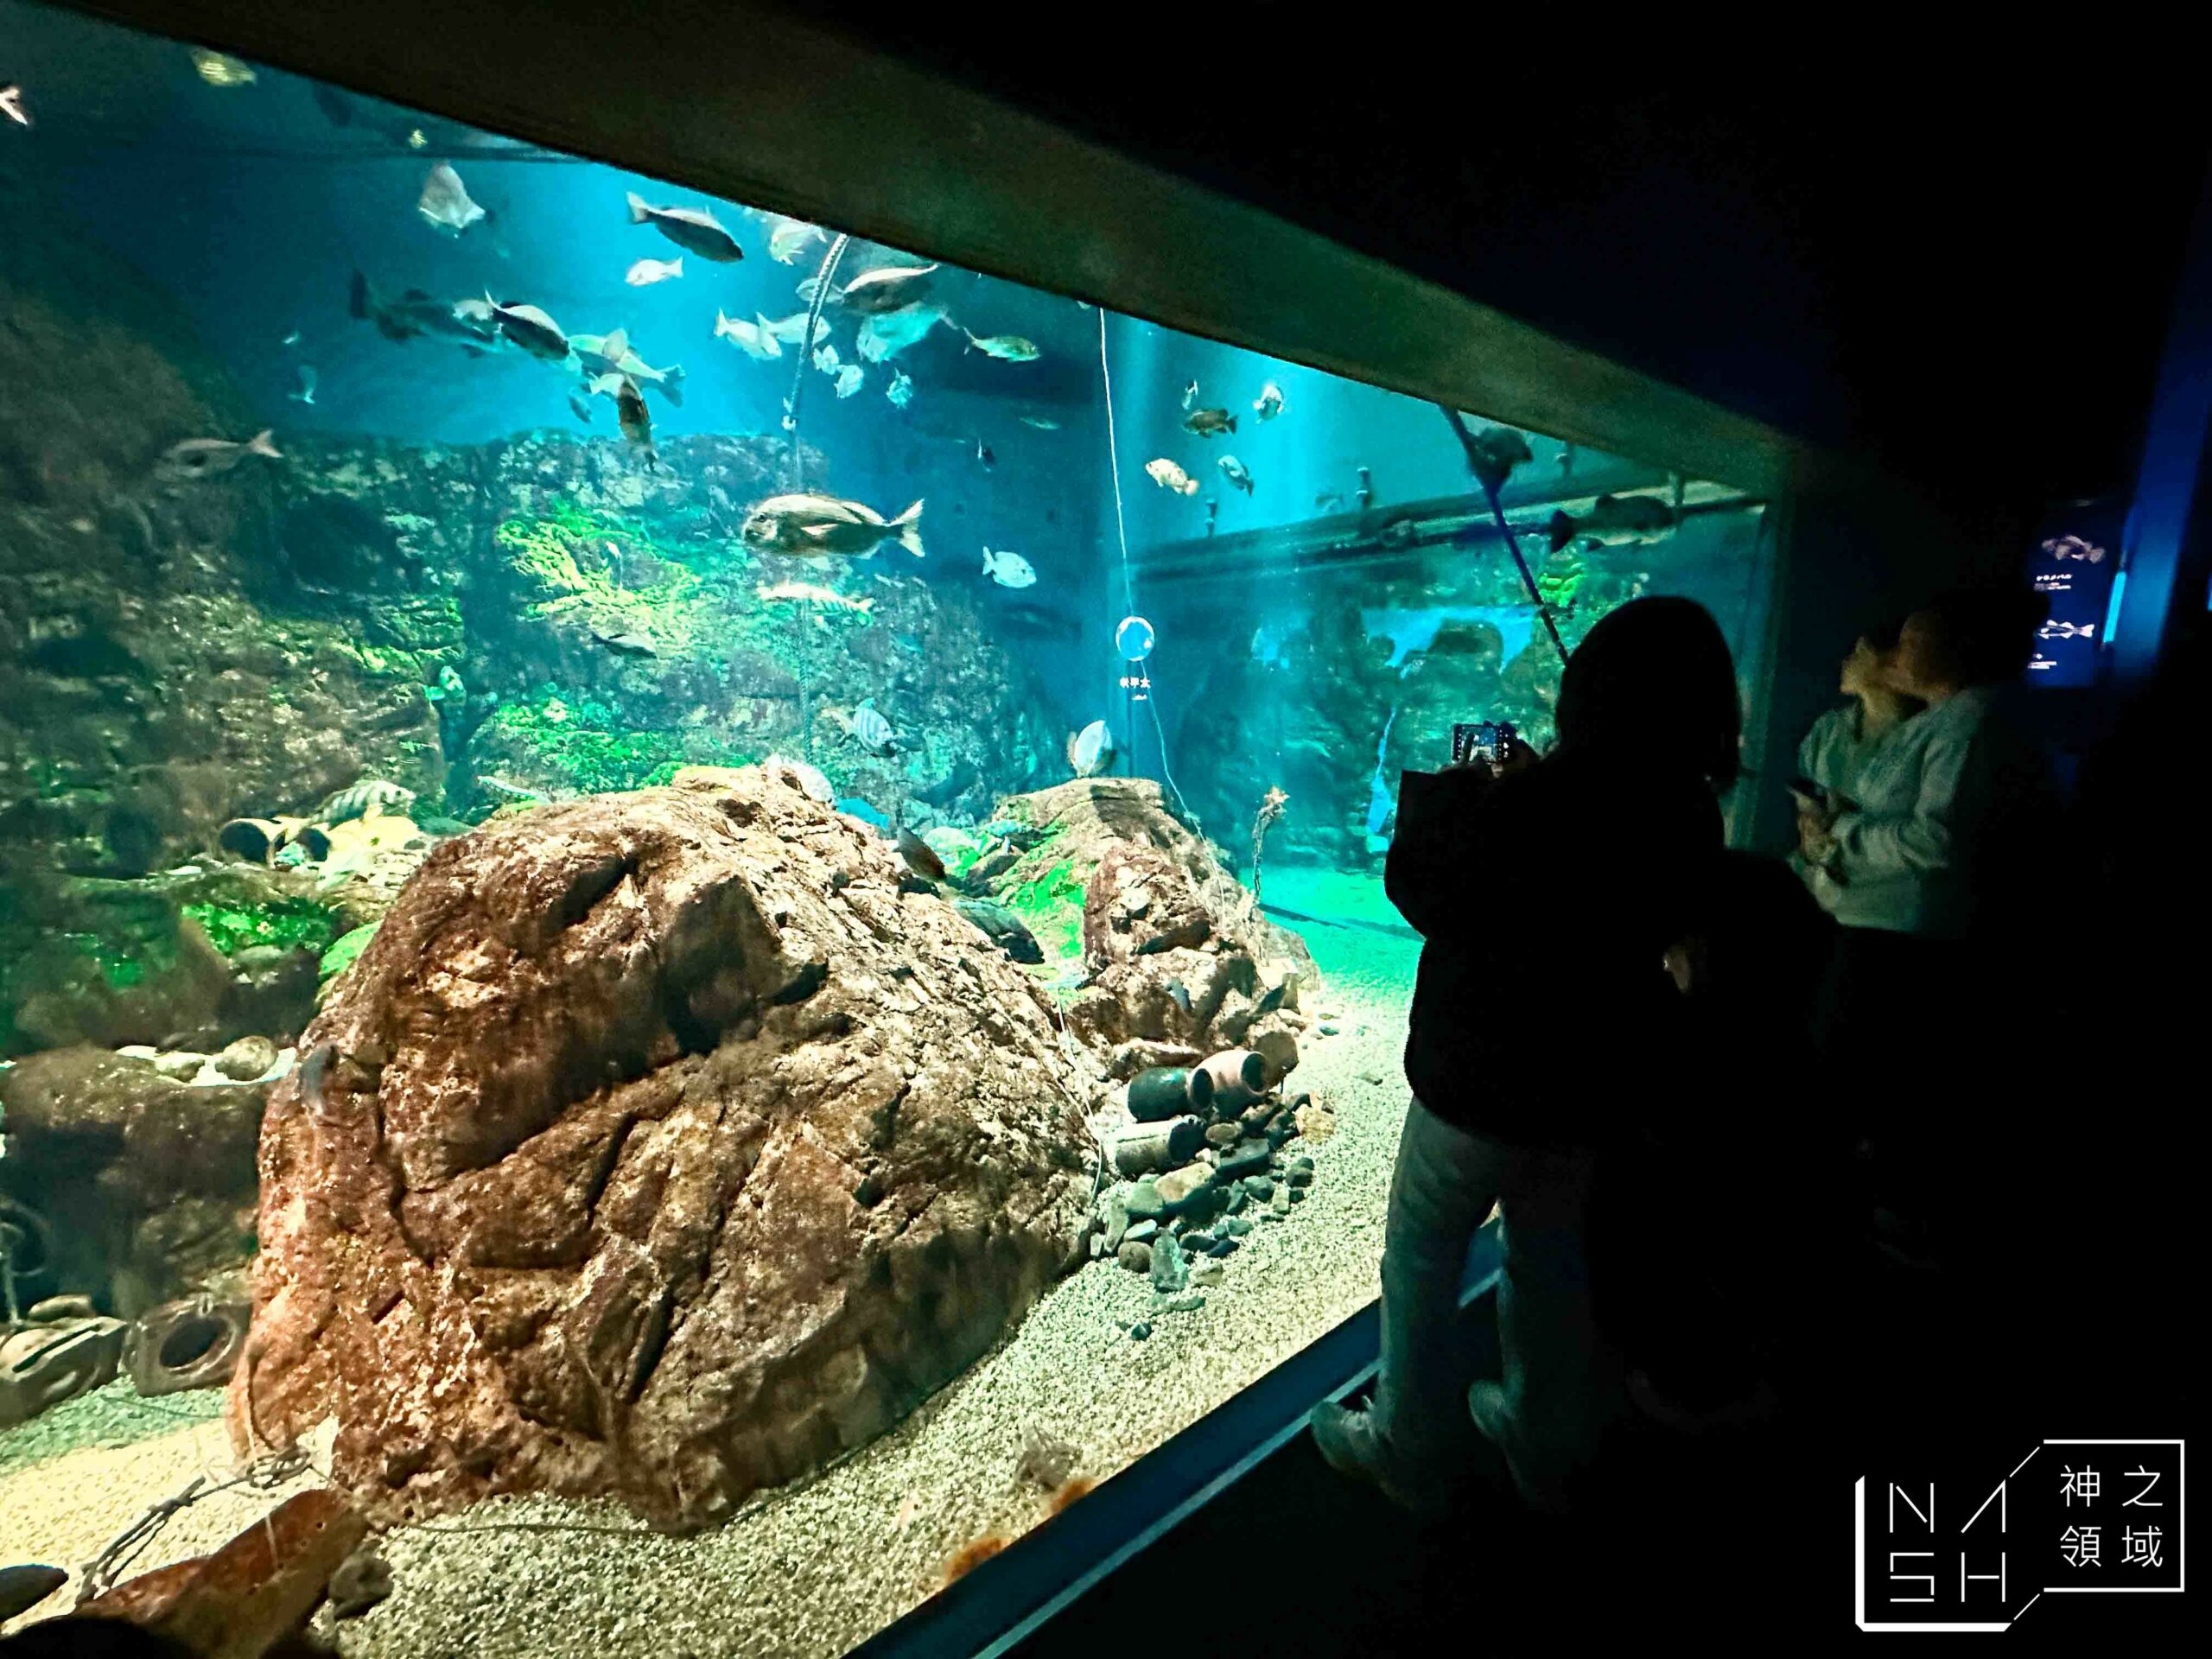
[886,369,915,410]
[417,162,486,236]
[489,298,569,360]
[855,302,946,362]
[1218,454,1254,494]
[1547,493,1675,553]
[1253,381,1285,421]
[763,310,831,347]
[1068,719,1114,777]
[741,493,925,559]
[626,190,743,261]
[625,256,684,286]
[766,215,826,264]
[157,429,281,482]
[713,309,783,360]
[832,363,864,399]
[963,331,1040,362]
[569,391,594,422]
[289,364,318,406]
[833,263,939,315]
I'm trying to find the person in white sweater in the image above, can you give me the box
[1791,617,1923,929]
[1796,586,2054,1253]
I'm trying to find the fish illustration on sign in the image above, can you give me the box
[2042,535,2107,563]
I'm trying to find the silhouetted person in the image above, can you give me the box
[1791,614,1923,929]
[1311,596,1735,1515]
[1796,584,2055,1260]
[1590,850,1858,1431]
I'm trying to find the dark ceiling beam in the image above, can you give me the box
[63,0,1826,499]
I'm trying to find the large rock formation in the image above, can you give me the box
[1167,558,1639,868]
[0,1046,268,1315]
[237,766,1096,1530]
[974,780,1314,1077]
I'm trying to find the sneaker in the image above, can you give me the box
[1308,1399,1461,1517]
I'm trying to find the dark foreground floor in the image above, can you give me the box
[1007,1249,2197,1659]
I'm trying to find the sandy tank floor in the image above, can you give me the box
[0,881,1420,1658]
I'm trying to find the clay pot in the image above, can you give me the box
[1127,1065,1212,1122]
[1104,1115,1203,1178]
[216,818,284,866]
[1198,1047,1267,1108]
[126,1295,251,1397]
[0,1317,127,1429]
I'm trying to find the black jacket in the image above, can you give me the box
[1385,747,1723,1147]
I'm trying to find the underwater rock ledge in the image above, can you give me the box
[234,763,1096,1531]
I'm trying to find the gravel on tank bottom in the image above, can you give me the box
[0,923,1418,1659]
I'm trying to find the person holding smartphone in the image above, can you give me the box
[1794,587,2053,1256]
[1311,596,1737,1516]
[1789,617,1923,923]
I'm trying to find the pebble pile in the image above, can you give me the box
[1087,1046,1333,1339]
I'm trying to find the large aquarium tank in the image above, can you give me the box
[0,5,1777,1652]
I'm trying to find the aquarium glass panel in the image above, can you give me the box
[0,5,1777,1652]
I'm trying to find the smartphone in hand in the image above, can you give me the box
[1452,721,1518,769]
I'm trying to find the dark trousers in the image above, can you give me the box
[1817,925,2022,1257]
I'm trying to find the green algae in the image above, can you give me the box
[318,922,379,991]
[1001,858,1085,968]
[485,688,760,795]
[181,895,339,959]
[497,506,705,650]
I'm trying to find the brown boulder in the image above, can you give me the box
[75,1488,367,1659]
[235,767,1093,1531]
[993,780,1313,1065]
[0,1046,265,1315]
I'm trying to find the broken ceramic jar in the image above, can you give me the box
[0,1315,129,1429]
[127,1294,251,1397]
